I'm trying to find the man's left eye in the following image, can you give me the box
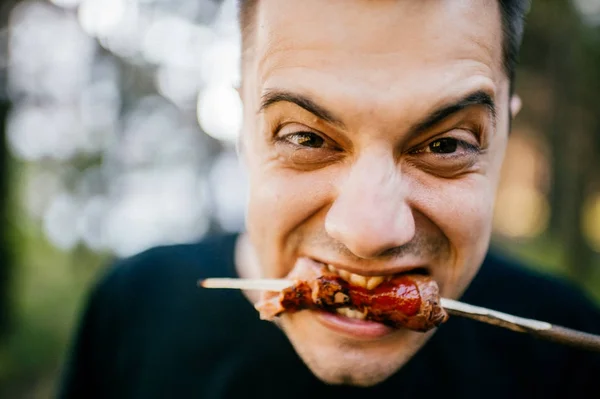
[407,135,482,175]
[429,138,458,154]
[418,137,479,155]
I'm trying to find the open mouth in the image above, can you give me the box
[255,257,446,334]
[317,262,429,321]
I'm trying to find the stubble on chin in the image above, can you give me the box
[276,311,435,387]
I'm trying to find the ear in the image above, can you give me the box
[510,94,522,118]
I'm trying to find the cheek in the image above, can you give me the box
[247,169,333,232]
[245,164,336,273]
[418,173,493,228]
[246,174,292,235]
[410,174,496,297]
[413,174,495,263]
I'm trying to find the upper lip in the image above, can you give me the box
[310,257,429,277]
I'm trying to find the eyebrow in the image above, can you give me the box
[409,90,496,135]
[259,88,496,133]
[259,89,346,127]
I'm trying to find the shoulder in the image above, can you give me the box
[57,233,246,397]
[103,232,237,282]
[465,249,600,332]
[112,232,238,277]
[88,233,240,314]
[442,250,600,395]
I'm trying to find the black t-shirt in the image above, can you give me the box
[57,233,600,399]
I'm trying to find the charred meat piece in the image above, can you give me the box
[256,274,448,332]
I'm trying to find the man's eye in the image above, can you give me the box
[407,134,482,176]
[429,138,458,154]
[274,128,342,168]
[415,137,480,155]
[285,132,326,148]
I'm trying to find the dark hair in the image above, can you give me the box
[498,0,530,88]
[238,0,529,87]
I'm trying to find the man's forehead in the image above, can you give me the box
[249,0,505,85]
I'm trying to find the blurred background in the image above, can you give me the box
[0,0,598,397]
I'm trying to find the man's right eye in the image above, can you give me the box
[273,128,342,168]
[283,132,326,148]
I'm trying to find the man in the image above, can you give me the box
[58,1,600,398]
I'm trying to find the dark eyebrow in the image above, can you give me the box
[259,89,345,128]
[259,89,495,134]
[410,90,496,135]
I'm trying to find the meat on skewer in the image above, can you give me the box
[201,275,600,351]
[255,274,448,332]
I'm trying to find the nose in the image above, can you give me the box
[325,150,415,259]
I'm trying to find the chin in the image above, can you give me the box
[278,310,436,387]
[303,353,405,387]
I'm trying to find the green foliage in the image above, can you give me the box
[0,195,109,397]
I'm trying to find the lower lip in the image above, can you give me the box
[315,310,395,339]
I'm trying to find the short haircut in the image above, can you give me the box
[237,0,530,88]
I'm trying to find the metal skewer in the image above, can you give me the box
[198,277,600,353]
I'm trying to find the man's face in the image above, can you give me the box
[240,0,511,386]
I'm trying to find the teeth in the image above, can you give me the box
[366,276,385,290]
[349,273,367,287]
[338,269,351,281]
[326,264,386,290]
[336,307,367,320]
